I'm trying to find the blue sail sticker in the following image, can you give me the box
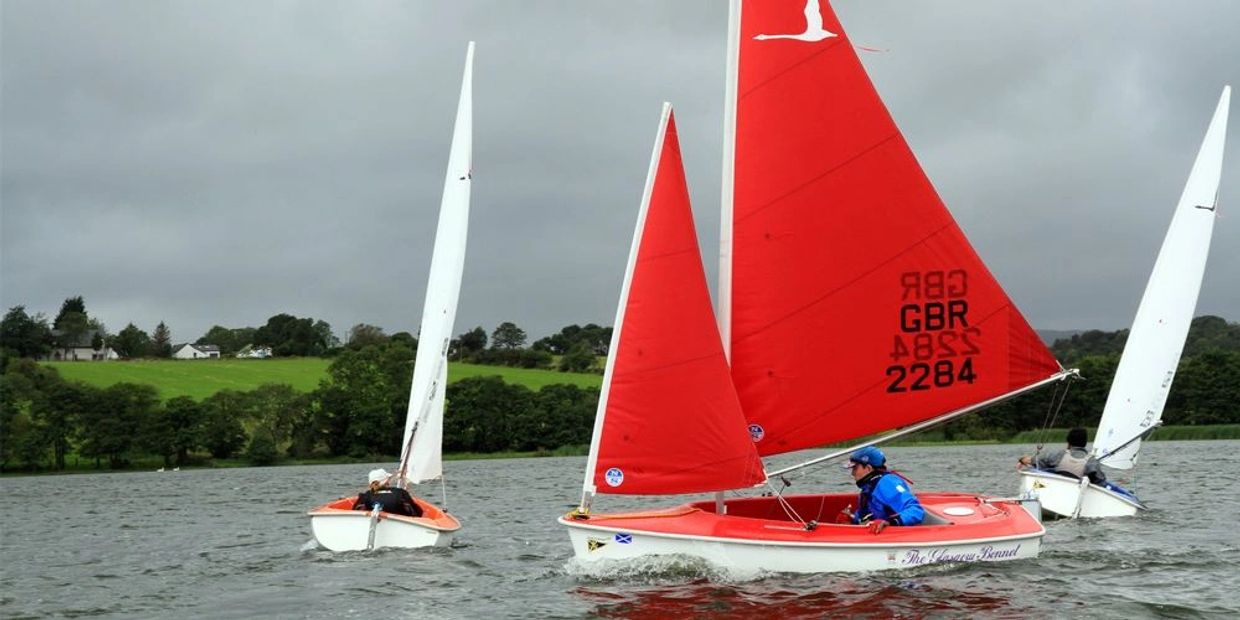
[748,424,765,442]
[605,468,624,487]
[614,533,633,544]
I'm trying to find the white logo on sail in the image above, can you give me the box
[754,0,837,42]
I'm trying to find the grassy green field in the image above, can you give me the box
[45,358,601,401]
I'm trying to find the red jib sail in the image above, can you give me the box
[586,106,765,495]
[723,0,1061,457]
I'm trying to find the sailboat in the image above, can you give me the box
[559,0,1074,573]
[307,42,473,551]
[1019,86,1231,519]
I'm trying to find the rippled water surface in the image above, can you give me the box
[3,441,1238,618]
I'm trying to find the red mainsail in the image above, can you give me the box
[587,107,765,495]
[724,0,1061,457]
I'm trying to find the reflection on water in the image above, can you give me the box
[1,441,1238,618]
[577,578,1021,619]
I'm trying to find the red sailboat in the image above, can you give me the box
[559,0,1072,573]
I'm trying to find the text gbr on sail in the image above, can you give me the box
[887,270,980,392]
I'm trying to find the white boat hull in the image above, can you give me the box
[309,511,454,552]
[307,496,460,552]
[1018,470,1144,519]
[561,493,1044,574]
[562,519,1041,574]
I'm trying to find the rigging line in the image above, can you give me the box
[765,479,807,526]
[1035,377,1073,457]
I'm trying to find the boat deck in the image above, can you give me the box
[308,496,461,531]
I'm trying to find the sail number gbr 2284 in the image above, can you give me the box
[886,270,978,393]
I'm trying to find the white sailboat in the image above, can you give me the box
[1020,86,1231,519]
[308,42,474,551]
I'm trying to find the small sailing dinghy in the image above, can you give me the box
[560,1,1073,573]
[1019,86,1231,519]
[308,42,474,551]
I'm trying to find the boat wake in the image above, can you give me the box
[565,554,766,584]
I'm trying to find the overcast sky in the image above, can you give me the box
[2,1,1237,346]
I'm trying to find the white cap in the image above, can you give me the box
[368,468,389,484]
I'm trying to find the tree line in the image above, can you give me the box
[2,296,607,374]
[3,301,1237,472]
[0,340,598,473]
[940,316,1240,439]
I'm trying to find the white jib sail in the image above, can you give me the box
[400,42,474,483]
[1094,86,1230,469]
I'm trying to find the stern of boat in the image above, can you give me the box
[1018,469,1143,519]
[308,497,461,552]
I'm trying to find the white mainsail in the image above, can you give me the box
[399,42,474,483]
[1094,86,1230,469]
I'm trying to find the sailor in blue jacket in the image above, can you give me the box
[839,446,924,534]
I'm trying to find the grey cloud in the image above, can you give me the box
[3,1,1237,346]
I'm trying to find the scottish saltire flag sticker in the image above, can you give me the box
[605,467,624,487]
[748,424,765,442]
[614,533,633,544]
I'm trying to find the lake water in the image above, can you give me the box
[3,441,1238,618]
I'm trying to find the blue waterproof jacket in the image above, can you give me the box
[853,471,925,526]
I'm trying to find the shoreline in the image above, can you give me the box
[5,429,1238,477]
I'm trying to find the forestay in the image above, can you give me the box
[722,0,1063,457]
[1094,86,1231,469]
[399,42,475,484]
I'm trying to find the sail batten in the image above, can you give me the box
[725,1,1062,457]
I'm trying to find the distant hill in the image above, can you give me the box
[1036,329,1083,346]
[1046,315,1238,365]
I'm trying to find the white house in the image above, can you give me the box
[45,329,118,361]
[234,344,273,359]
[172,343,221,359]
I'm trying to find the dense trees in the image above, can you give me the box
[0,306,53,359]
[52,296,91,350]
[111,323,151,359]
[491,322,527,350]
[346,323,388,350]
[452,326,487,360]
[3,314,1237,472]
[151,321,173,358]
[533,323,612,355]
[196,326,257,356]
[254,314,336,357]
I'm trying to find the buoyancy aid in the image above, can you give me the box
[1054,448,1090,478]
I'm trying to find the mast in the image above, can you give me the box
[718,0,742,360]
